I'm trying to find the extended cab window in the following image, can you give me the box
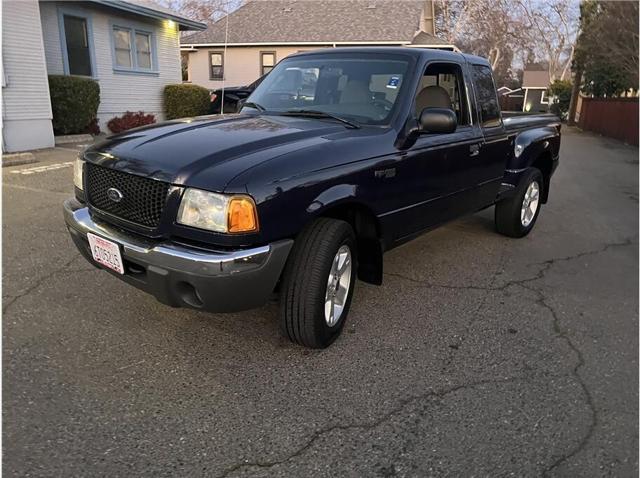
[472,65,501,128]
[245,55,410,125]
[415,63,470,126]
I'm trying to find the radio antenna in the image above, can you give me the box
[220,0,230,115]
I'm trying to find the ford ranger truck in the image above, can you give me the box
[64,48,560,348]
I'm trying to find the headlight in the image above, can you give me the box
[74,158,85,190]
[177,188,259,233]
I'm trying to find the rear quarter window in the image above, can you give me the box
[472,65,502,128]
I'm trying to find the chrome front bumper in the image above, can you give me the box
[63,198,293,312]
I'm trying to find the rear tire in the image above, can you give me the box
[279,218,357,348]
[495,168,543,238]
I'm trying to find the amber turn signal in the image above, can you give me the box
[228,196,259,233]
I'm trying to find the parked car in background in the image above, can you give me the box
[64,48,560,349]
[210,75,266,114]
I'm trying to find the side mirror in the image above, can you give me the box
[419,107,457,134]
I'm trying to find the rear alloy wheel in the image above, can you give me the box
[495,167,544,238]
[280,218,357,348]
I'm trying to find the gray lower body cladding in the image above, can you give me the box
[64,199,293,313]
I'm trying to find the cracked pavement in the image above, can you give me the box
[3,129,638,476]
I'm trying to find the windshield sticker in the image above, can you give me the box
[387,76,400,89]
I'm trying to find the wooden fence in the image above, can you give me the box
[578,97,638,146]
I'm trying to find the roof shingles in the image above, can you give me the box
[182,0,436,45]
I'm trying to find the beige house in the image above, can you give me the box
[181,0,455,90]
[522,68,551,113]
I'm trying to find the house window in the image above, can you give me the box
[111,24,156,73]
[135,32,152,69]
[113,27,133,68]
[210,52,224,80]
[63,14,93,76]
[181,51,190,82]
[261,52,276,76]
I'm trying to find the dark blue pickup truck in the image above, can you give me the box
[64,47,560,348]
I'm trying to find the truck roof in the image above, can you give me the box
[288,47,491,67]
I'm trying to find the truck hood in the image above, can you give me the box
[85,114,344,192]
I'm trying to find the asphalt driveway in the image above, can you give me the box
[3,128,638,477]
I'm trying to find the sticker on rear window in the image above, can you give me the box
[387,76,400,89]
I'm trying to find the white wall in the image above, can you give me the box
[2,0,55,152]
[39,2,183,129]
[185,45,328,89]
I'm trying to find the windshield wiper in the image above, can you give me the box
[242,101,266,112]
[280,109,361,129]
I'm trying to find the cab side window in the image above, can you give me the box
[414,63,470,126]
[472,65,501,128]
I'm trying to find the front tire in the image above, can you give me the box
[279,218,357,348]
[495,168,543,238]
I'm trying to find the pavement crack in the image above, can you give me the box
[520,282,598,477]
[384,238,637,293]
[383,272,499,291]
[383,238,636,476]
[514,242,638,474]
[3,254,80,314]
[216,375,531,478]
[529,238,636,270]
[502,239,635,473]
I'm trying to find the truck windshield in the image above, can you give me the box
[243,55,410,125]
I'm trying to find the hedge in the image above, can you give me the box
[48,75,100,135]
[164,84,210,120]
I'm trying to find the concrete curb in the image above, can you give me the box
[55,134,94,145]
[2,152,38,168]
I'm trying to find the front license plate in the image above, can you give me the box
[87,233,124,274]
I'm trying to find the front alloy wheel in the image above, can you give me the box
[521,180,540,227]
[280,218,357,348]
[324,245,352,327]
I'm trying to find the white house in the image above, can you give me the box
[2,0,205,153]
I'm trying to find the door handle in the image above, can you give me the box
[469,143,481,157]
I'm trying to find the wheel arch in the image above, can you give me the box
[531,151,553,203]
[307,192,384,286]
[509,126,559,204]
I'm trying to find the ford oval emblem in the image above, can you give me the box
[107,188,124,203]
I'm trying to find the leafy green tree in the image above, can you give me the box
[549,80,572,119]
[574,1,638,97]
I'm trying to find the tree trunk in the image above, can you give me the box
[567,66,583,126]
[560,45,575,81]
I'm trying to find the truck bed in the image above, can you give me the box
[502,112,560,132]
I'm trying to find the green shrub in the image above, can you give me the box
[48,75,100,134]
[549,80,573,120]
[164,84,211,120]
